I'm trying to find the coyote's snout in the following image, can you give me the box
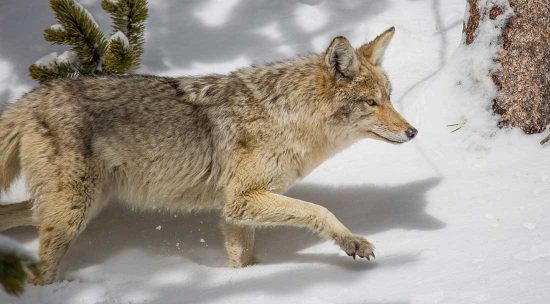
[0,27,416,284]
[364,103,418,144]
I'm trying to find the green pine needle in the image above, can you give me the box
[104,34,135,73]
[30,0,148,82]
[29,62,79,83]
[48,0,107,73]
[102,0,148,70]
[44,26,68,44]
[0,253,40,296]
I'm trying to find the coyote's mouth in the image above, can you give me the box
[365,131,406,144]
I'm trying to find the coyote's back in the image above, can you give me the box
[1,75,234,212]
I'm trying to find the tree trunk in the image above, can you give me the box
[463,0,549,134]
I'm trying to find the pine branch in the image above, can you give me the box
[48,0,107,73]
[104,31,134,73]
[43,24,68,44]
[29,0,148,82]
[0,237,40,296]
[29,62,79,83]
[102,0,148,71]
[0,253,28,296]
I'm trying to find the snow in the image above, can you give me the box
[34,51,78,67]
[1,0,550,303]
[56,51,78,65]
[523,222,537,230]
[49,23,64,31]
[0,235,37,262]
[514,242,550,262]
[451,0,513,129]
[34,52,59,68]
[109,31,130,49]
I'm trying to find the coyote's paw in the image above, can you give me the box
[29,274,52,286]
[229,255,258,268]
[28,267,55,286]
[337,234,375,260]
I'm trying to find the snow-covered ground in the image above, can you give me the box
[1,0,549,303]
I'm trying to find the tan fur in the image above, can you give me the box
[0,107,22,194]
[0,200,34,231]
[220,219,256,268]
[0,28,415,284]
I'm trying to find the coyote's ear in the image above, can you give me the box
[359,27,395,66]
[324,36,359,80]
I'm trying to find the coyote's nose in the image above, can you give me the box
[405,127,418,139]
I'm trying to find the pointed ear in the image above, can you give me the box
[359,27,395,66]
[324,36,359,80]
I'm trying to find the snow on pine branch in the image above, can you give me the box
[74,2,100,28]
[35,51,79,68]
[110,31,130,49]
[30,0,148,82]
[34,52,59,68]
[49,23,65,31]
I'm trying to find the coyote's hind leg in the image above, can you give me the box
[19,113,107,284]
[220,219,256,267]
[32,178,101,285]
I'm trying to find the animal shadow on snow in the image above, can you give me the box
[3,178,442,303]
[74,177,443,269]
[6,177,443,271]
[260,177,445,267]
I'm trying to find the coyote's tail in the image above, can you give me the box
[0,107,34,231]
[0,108,22,193]
[0,200,34,231]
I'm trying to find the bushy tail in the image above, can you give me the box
[0,108,34,231]
[0,108,22,193]
[0,200,34,231]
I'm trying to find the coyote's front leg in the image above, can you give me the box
[220,219,256,267]
[223,190,375,261]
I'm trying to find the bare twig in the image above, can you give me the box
[447,122,464,133]
[450,126,462,133]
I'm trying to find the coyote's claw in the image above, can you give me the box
[338,234,375,261]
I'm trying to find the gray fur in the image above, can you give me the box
[0,28,415,284]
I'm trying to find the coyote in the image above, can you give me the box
[0,27,417,284]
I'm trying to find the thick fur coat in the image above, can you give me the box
[0,27,416,284]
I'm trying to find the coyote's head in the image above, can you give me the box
[323,27,417,144]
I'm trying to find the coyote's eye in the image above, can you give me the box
[365,99,376,106]
[356,98,377,106]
